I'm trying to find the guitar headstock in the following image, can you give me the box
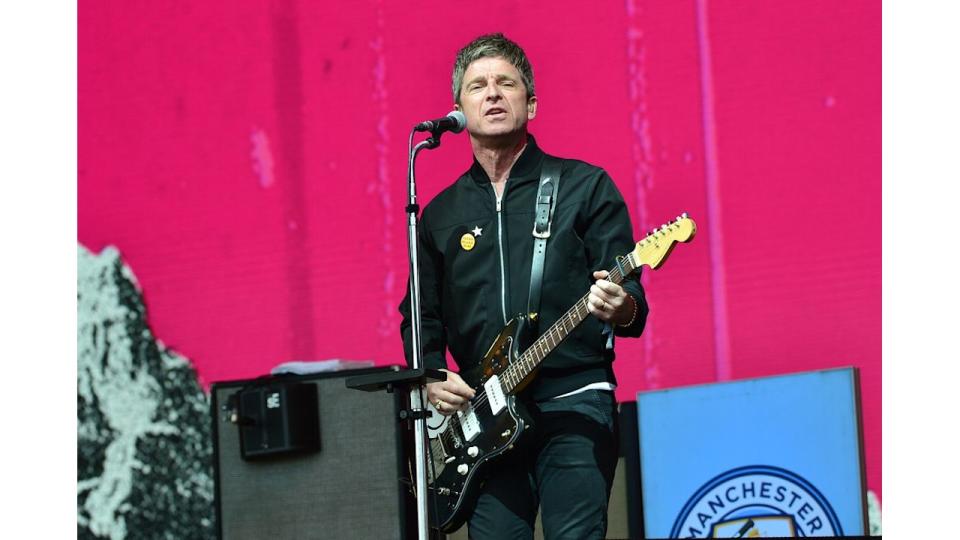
[631,213,696,270]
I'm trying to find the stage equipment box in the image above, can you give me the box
[211,367,412,539]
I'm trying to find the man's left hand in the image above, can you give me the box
[587,270,635,326]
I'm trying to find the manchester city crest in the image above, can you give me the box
[671,465,843,538]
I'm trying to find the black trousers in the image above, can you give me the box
[466,389,619,540]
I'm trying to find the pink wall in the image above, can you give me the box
[79,1,881,498]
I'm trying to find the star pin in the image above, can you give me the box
[471,226,483,237]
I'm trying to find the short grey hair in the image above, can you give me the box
[452,33,535,105]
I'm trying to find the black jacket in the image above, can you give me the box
[400,136,648,400]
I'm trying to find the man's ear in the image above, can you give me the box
[527,95,538,120]
[453,103,460,111]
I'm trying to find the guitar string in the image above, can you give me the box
[466,260,630,410]
[437,236,663,417]
[459,258,634,412]
[464,294,589,411]
[431,233,668,454]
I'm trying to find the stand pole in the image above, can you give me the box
[406,130,441,540]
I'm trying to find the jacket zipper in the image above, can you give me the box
[495,188,508,324]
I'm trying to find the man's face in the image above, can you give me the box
[456,56,537,140]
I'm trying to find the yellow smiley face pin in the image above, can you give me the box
[460,233,476,251]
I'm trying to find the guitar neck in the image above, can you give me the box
[500,253,639,393]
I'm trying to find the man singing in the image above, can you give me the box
[400,33,648,539]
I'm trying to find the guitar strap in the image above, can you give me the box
[526,155,562,332]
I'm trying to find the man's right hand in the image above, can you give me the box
[427,369,476,416]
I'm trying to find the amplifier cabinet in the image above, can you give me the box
[212,368,411,539]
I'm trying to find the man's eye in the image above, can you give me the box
[501,81,515,87]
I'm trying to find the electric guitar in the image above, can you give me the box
[424,213,697,532]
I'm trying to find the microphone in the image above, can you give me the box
[415,111,466,133]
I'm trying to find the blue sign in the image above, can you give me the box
[637,368,866,538]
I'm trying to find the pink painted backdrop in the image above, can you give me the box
[78,1,881,498]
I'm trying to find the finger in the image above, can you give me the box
[587,296,610,320]
[595,288,625,312]
[593,270,610,280]
[432,395,471,416]
[434,389,468,406]
[443,373,477,397]
[433,400,453,416]
[593,279,623,297]
[426,382,445,403]
[591,285,617,305]
[442,382,476,400]
[427,387,464,407]
[596,294,614,313]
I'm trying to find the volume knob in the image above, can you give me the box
[457,464,469,476]
[467,446,479,458]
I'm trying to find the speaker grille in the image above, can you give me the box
[212,369,407,540]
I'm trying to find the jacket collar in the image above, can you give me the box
[468,134,545,185]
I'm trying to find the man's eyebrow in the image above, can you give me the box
[464,73,517,87]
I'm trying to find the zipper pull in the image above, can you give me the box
[496,198,502,212]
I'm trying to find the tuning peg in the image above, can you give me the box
[681,212,688,218]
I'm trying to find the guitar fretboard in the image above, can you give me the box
[500,253,638,393]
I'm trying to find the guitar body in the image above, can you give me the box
[428,315,536,533]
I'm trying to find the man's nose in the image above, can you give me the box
[485,81,502,100]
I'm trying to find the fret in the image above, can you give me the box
[507,252,640,393]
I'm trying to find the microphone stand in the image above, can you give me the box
[406,127,443,540]
[347,126,448,540]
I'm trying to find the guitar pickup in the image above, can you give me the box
[457,403,481,442]
[484,375,507,416]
